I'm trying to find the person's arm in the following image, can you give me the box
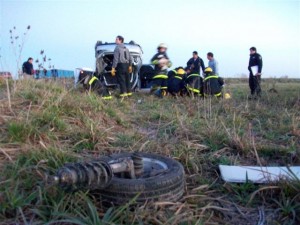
[151,53,159,64]
[200,59,205,72]
[218,77,224,86]
[128,49,133,65]
[248,57,252,72]
[186,58,192,68]
[257,54,263,73]
[30,64,34,75]
[112,47,119,68]
[214,60,219,75]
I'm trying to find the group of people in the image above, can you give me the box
[150,44,223,98]
[110,35,263,100]
[22,35,263,100]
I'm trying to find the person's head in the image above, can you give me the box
[115,35,124,44]
[157,43,168,52]
[204,67,213,76]
[28,57,33,63]
[193,51,198,59]
[207,52,214,60]
[249,47,256,55]
[185,67,191,74]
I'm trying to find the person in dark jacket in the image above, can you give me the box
[186,51,205,75]
[184,71,203,97]
[248,47,263,99]
[167,67,186,96]
[150,43,172,97]
[111,35,133,97]
[22,57,34,79]
[202,67,224,97]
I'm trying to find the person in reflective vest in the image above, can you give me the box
[184,68,203,97]
[202,67,224,97]
[167,67,186,96]
[87,74,112,100]
[150,43,172,97]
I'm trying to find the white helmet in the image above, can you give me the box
[158,43,168,49]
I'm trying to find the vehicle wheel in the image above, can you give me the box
[96,152,185,206]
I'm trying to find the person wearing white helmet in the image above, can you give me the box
[150,43,172,97]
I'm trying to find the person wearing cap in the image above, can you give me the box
[111,35,133,98]
[202,67,224,97]
[22,57,34,79]
[248,47,263,99]
[167,67,186,96]
[150,43,172,97]
[186,51,205,75]
[207,52,219,75]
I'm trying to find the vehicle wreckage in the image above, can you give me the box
[75,40,144,92]
[49,152,185,206]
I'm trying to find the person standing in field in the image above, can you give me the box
[207,52,219,75]
[186,51,205,75]
[22,57,34,79]
[111,35,133,97]
[248,47,263,99]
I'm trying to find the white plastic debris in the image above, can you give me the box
[219,165,300,183]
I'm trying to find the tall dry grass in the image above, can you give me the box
[0,78,299,224]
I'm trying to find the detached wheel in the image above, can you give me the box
[97,152,185,206]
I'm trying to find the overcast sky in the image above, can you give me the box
[0,0,299,78]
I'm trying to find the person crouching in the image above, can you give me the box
[184,69,203,97]
[202,67,224,97]
[167,67,186,96]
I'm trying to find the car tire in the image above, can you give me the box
[96,152,185,206]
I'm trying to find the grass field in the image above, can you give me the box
[0,78,299,225]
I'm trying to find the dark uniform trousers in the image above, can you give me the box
[116,63,130,96]
[249,73,261,96]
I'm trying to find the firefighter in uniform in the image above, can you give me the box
[111,35,133,97]
[167,67,186,96]
[150,43,172,97]
[87,74,112,99]
[184,69,203,97]
[248,47,263,99]
[202,67,224,97]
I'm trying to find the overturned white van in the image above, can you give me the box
[94,40,143,90]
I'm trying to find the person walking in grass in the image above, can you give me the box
[248,47,263,99]
[22,57,34,79]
